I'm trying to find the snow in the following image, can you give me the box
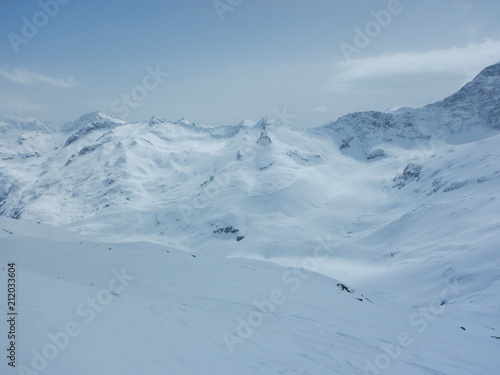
[1,216,498,374]
[0,62,499,374]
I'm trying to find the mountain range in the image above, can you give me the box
[0,62,499,375]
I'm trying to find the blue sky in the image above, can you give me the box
[1,0,500,127]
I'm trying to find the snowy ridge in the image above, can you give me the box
[0,113,56,134]
[321,62,500,160]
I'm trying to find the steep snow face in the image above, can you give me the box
[322,62,500,160]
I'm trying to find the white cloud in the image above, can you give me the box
[0,67,78,88]
[328,39,500,92]
[310,106,328,113]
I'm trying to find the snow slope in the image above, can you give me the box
[0,217,498,375]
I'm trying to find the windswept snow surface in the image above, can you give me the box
[0,63,499,374]
[0,217,498,375]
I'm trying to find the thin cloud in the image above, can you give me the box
[328,39,500,92]
[0,94,51,113]
[0,67,78,88]
[310,106,328,113]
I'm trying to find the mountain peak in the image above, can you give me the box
[148,115,166,126]
[78,111,125,124]
[475,61,500,78]
[426,61,500,133]
[322,62,500,160]
[62,111,127,147]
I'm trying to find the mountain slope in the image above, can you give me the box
[1,217,498,375]
[321,62,500,160]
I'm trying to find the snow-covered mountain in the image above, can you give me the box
[320,62,500,160]
[0,62,499,374]
[0,113,57,134]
